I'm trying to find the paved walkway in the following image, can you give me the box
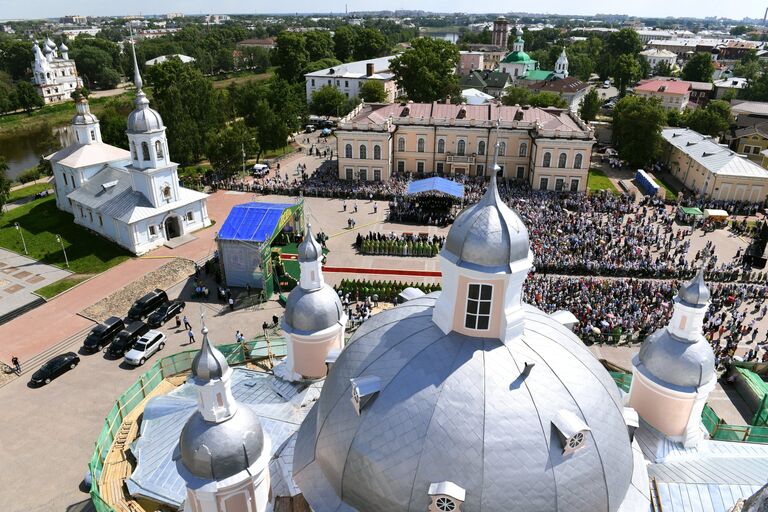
[0,191,252,365]
[0,248,71,318]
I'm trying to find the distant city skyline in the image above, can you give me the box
[0,0,762,22]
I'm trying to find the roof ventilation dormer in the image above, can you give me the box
[428,481,466,512]
[552,409,590,456]
[457,104,467,119]
[350,376,381,415]
[514,110,524,121]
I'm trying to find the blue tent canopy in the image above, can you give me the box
[217,202,295,242]
[406,177,464,199]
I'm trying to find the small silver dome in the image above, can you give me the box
[443,176,530,273]
[59,42,68,51]
[678,268,710,307]
[298,223,323,263]
[637,328,715,389]
[191,332,229,381]
[72,99,98,125]
[179,405,265,480]
[283,286,344,335]
[127,93,165,134]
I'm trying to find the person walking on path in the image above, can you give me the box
[228,297,235,311]
[11,355,20,375]
[183,315,192,330]
[188,329,196,344]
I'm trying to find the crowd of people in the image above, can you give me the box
[387,196,456,226]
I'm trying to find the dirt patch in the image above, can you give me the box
[0,370,16,387]
[81,258,195,322]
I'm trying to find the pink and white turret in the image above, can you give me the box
[628,268,716,447]
[277,223,347,381]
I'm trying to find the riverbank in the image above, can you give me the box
[0,92,134,136]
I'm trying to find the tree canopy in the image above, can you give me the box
[0,157,11,214]
[389,38,460,103]
[273,32,310,83]
[501,86,568,108]
[311,85,352,116]
[359,80,388,103]
[681,53,715,83]
[613,54,641,96]
[612,95,666,168]
[579,88,601,122]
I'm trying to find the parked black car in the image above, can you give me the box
[127,289,168,321]
[107,321,150,358]
[147,300,186,328]
[82,316,125,352]
[30,352,80,385]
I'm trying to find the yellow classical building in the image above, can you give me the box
[663,128,768,202]
[335,102,595,192]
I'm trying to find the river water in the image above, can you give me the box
[0,125,70,180]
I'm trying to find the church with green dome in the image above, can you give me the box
[499,28,538,78]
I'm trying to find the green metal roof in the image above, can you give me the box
[524,69,553,81]
[501,50,533,64]
[679,206,703,216]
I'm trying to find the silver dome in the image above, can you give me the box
[298,223,323,263]
[636,327,715,389]
[678,268,710,307]
[294,294,634,512]
[127,93,164,134]
[191,331,228,381]
[72,99,98,125]
[443,176,530,273]
[179,405,265,480]
[283,286,344,335]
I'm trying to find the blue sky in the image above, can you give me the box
[0,0,761,21]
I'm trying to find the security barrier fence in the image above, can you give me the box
[609,371,768,444]
[88,336,287,512]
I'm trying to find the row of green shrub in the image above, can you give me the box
[358,239,440,257]
[334,279,441,302]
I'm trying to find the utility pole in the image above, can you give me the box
[14,223,27,255]
[55,234,69,268]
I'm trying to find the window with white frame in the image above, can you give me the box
[543,152,552,167]
[359,168,368,180]
[417,161,425,173]
[540,177,549,189]
[186,211,194,221]
[555,178,565,191]
[373,145,381,160]
[574,153,583,169]
[519,142,528,157]
[149,225,157,236]
[570,179,579,192]
[346,168,354,179]
[558,153,567,168]
[398,138,405,152]
[417,138,425,152]
[345,144,352,158]
[457,139,466,156]
[437,139,445,153]
[478,140,486,155]
[516,166,525,179]
[397,161,405,172]
[476,164,485,176]
[359,145,367,159]
[436,162,444,173]
[498,141,506,156]
[373,169,381,181]
[465,283,492,330]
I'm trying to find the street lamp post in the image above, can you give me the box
[55,234,69,268]
[13,223,27,255]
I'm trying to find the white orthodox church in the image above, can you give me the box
[32,37,83,104]
[121,151,768,512]
[48,40,209,255]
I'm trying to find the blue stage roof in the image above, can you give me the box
[406,177,464,198]
[217,202,295,243]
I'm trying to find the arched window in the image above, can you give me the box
[142,142,150,161]
[373,145,381,160]
[359,144,367,159]
[131,142,137,160]
[457,140,466,156]
[417,138,425,153]
[543,152,551,167]
[499,141,506,156]
[574,153,583,169]
[437,139,445,154]
[345,144,352,158]
[155,140,164,159]
[162,185,172,200]
[397,138,405,152]
[558,153,567,168]
[478,140,486,156]
[519,142,528,157]
[90,130,95,141]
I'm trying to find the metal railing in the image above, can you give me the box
[88,336,286,512]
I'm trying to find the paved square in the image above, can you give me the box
[0,248,71,319]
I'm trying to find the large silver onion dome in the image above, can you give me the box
[635,328,715,389]
[283,286,344,335]
[179,405,266,480]
[127,93,164,134]
[72,98,98,125]
[293,294,635,512]
[443,175,530,273]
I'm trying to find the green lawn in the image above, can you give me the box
[8,182,52,202]
[35,275,92,299]
[0,195,131,274]
[652,174,678,200]
[587,168,620,195]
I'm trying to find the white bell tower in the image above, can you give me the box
[555,48,569,79]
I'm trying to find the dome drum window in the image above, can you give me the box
[428,482,466,512]
[552,409,590,456]
[350,376,381,415]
